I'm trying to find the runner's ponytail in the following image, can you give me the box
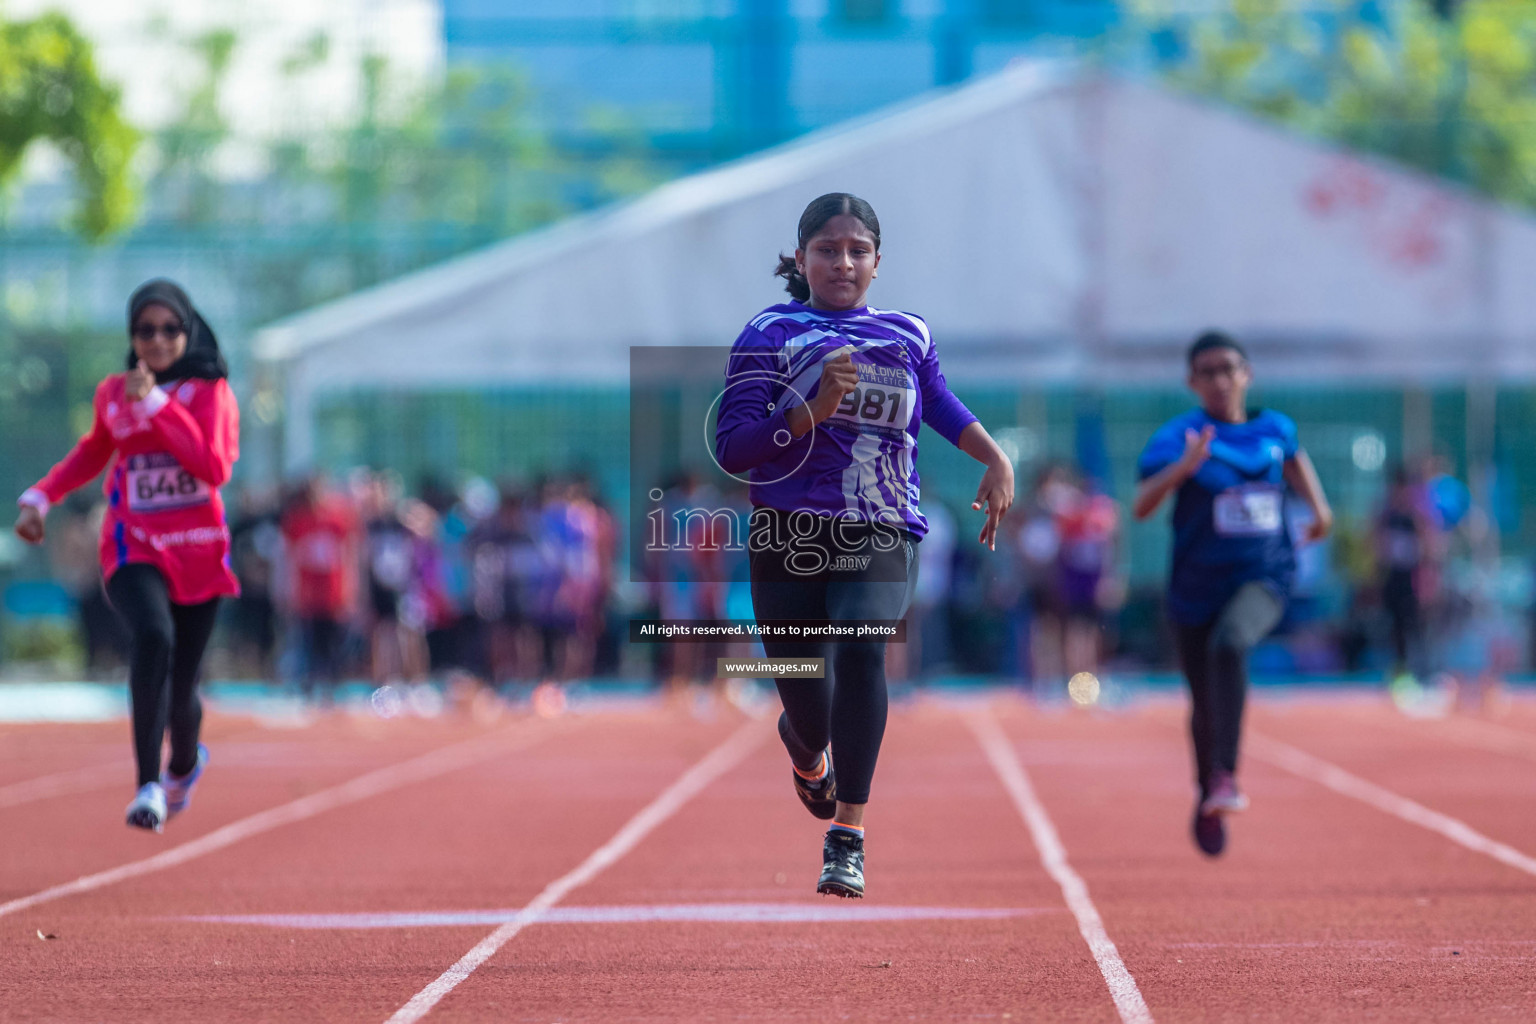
[774,255,811,302]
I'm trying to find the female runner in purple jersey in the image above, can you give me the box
[715,193,1014,896]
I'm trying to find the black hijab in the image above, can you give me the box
[125,279,229,383]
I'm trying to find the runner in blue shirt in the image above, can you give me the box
[716,193,1015,896]
[1135,331,1333,857]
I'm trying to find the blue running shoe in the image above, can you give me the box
[163,744,209,821]
[126,782,167,833]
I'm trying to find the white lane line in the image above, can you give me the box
[0,722,559,920]
[0,762,125,810]
[386,720,766,1024]
[968,712,1155,1024]
[181,903,1053,929]
[0,728,273,812]
[1248,733,1536,878]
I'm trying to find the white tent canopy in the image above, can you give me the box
[255,62,1536,469]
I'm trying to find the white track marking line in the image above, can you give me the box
[1248,733,1536,878]
[0,727,272,811]
[968,712,1155,1024]
[386,720,766,1024]
[0,762,126,810]
[183,903,1052,928]
[0,722,559,920]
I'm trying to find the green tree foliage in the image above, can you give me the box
[151,28,237,224]
[269,51,668,312]
[1134,0,1536,206]
[138,28,667,314]
[0,10,138,238]
[332,59,556,236]
[222,53,543,312]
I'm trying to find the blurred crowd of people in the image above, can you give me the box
[1344,456,1523,703]
[890,452,1528,697]
[915,454,1526,698]
[25,455,1530,694]
[219,470,618,696]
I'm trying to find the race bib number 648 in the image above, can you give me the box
[125,453,209,513]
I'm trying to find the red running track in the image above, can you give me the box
[4,691,1536,1022]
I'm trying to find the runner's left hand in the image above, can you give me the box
[972,458,1015,551]
[1303,509,1334,544]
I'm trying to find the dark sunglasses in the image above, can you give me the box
[132,322,186,342]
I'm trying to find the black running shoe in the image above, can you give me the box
[1192,807,1226,858]
[793,765,836,820]
[817,829,865,898]
[780,714,836,820]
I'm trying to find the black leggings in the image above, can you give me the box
[299,616,346,698]
[106,564,221,788]
[1172,581,1284,796]
[749,511,916,806]
[1382,572,1420,675]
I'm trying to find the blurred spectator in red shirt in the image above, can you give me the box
[281,475,360,701]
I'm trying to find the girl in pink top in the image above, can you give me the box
[14,280,239,832]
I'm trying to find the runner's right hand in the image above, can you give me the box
[811,352,860,422]
[14,505,44,545]
[125,359,155,402]
[1180,425,1215,473]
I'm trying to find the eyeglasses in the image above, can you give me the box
[1191,362,1245,382]
[132,323,185,342]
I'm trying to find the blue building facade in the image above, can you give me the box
[443,0,1120,163]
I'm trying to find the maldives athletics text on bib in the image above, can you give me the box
[824,360,917,441]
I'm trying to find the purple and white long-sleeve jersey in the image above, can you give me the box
[714,302,978,539]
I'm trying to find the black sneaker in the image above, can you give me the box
[1192,806,1226,858]
[792,757,837,820]
[780,715,836,820]
[817,829,865,898]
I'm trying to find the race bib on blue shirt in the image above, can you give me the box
[1212,484,1283,537]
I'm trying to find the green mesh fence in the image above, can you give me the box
[303,382,1533,587]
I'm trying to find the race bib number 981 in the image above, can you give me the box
[126,453,210,513]
[1213,485,1282,537]
[826,361,916,439]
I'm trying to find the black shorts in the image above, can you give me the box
[746,507,914,588]
[370,582,400,621]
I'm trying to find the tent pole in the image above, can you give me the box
[1402,386,1431,463]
